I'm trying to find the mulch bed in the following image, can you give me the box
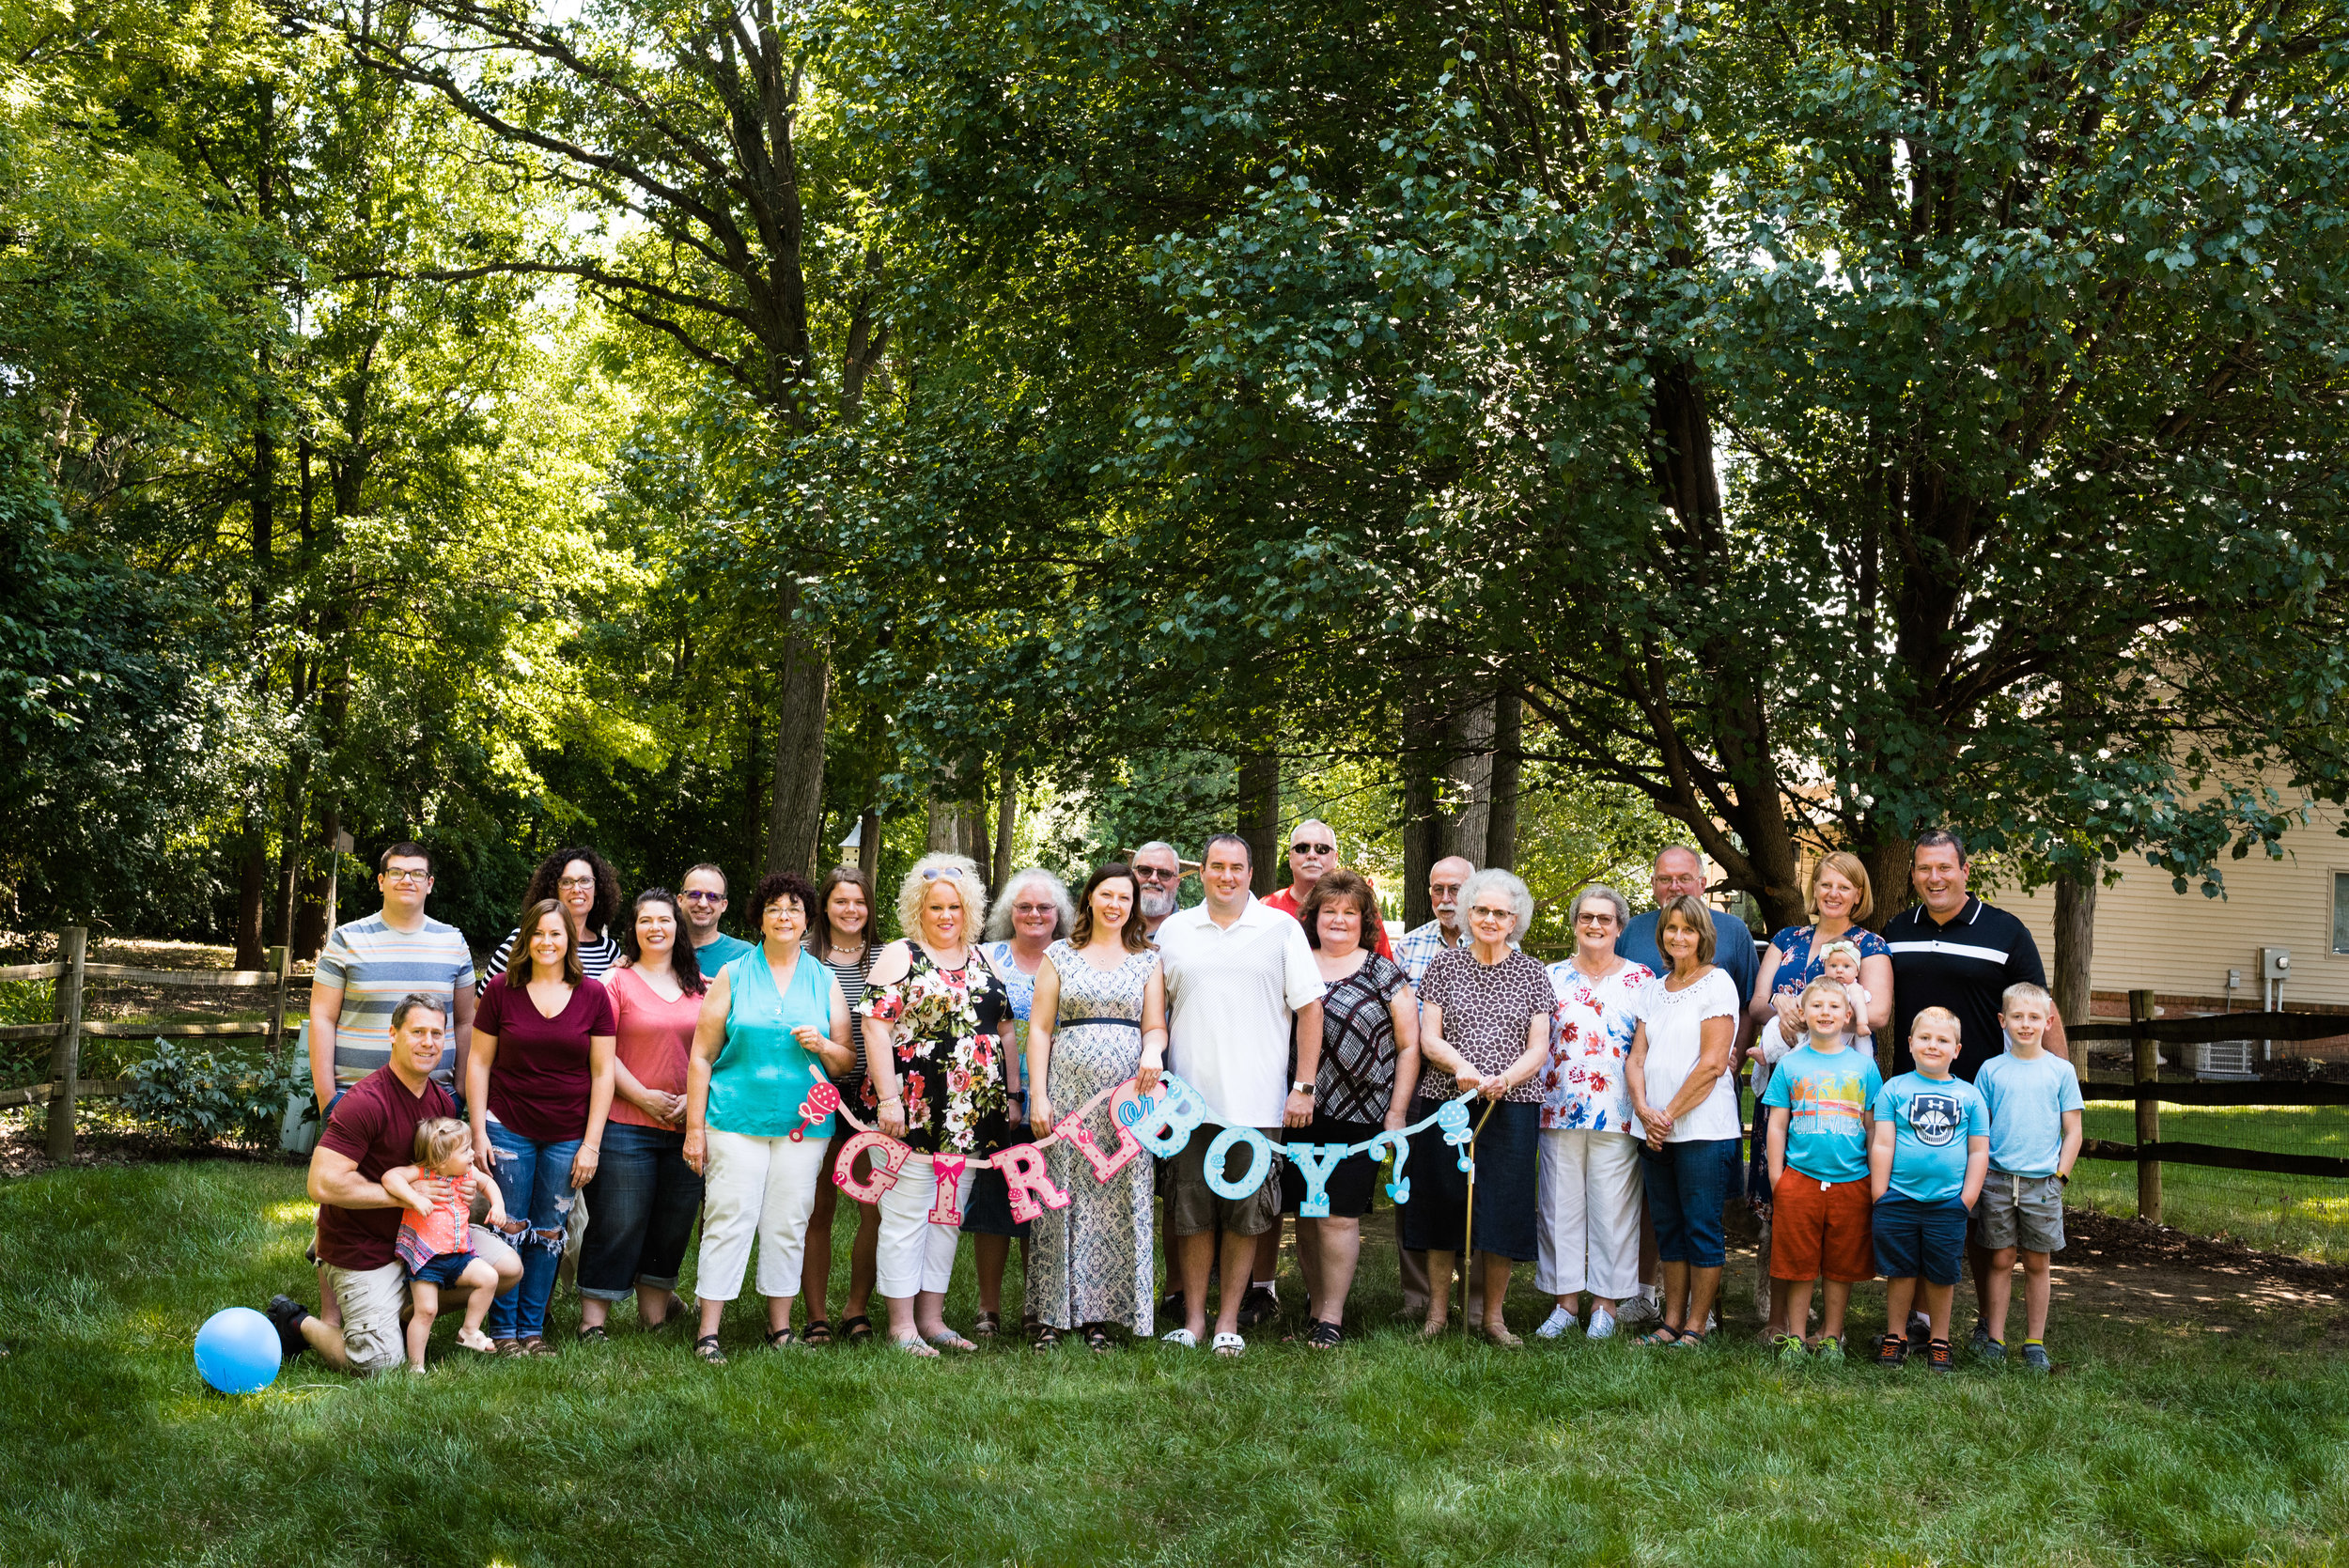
[0,1126,300,1181]
[2062,1204,2349,1293]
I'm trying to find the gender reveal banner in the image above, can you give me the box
[801,1070,1480,1223]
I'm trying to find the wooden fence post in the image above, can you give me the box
[44,926,86,1163]
[2130,987,2161,1224]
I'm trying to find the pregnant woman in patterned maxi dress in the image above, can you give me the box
[1025,864,1169,1349]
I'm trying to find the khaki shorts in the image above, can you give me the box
[1167,1127,1284,1238]
[325,1223,518,1376]
[1972,1170,2066,1254]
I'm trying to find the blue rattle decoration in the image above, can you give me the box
[1435,1097,1476,1174]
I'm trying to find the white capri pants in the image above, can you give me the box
[696,1128,830,1301]
[1535,1127,1644,1300]
[876,1153,977,1298]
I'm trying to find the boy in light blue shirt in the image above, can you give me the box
[1968,982,2083,1373]
[1761,979,1882,1364]
[1869,1007,1988,1373]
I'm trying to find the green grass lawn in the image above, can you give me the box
[2073,1103,2349,1264]
[6,1158,2349,1567]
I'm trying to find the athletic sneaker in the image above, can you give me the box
[1926,1337,1954,1374]
[1586,1307,1619,1341]
[1907,1311,1931,1355]
[1875,1332,1907,1369]
[1813,1334,1844,1366]
[1774,1332,1808,1365]
[2021,1342,2052,1374]
[1616,1289,1661,1327]
[1535,1305,1579,1341]
[1235,1283,1279,1328]
[265,1295,310,1360]
[1972,1324,2005,1364]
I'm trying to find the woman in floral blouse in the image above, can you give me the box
[1534,885,1653,1343]
[859,853,1014,1356]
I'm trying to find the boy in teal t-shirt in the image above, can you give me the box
[1869,1007,1988,1373]
[1760,978,1883,1363]
[1968,982,2084,1372]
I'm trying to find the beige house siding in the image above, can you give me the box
[2002,800,2349,1016]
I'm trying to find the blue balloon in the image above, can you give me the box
[194,1307,282,1394]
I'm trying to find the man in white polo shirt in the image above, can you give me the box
[1156,832,1326,1354]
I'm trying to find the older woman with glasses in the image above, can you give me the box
[1402,868,1556,1343]
[1533,885,1654,1342]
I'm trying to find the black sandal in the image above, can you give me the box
[1082,1325,1113,1353]
[841,1314,874,1344]
[694,1334,726,1365]
[1034,1325,1062,1351]
[1306,1321,1343,1350]
[575,1324,609,1343]
[972,1311,1002,1340]
[763,1327,798,1349]
[801,1319,833,1346]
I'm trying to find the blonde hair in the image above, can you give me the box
[1909,1005,1963,1042]
[1808,850,1875,924]
[412,1117,470,1171]
[2001,981,2052,1013]
[1797,977,1854,1018]
[1657,894,1718,965]
[896,852,989,943]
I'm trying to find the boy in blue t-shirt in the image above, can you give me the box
[1869,1006,1988,1374]
[1761,978,1883,1365]
[1968,982,2084,1373]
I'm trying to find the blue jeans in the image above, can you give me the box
[578,1122,704,1300]
[1640,1137,1741,1268]
[484,1123,583,1339]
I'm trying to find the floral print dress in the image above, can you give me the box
[1540,957,1654,1134]
[856,941,1014,1157]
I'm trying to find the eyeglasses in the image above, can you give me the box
[1014,903,1057,915]
[1133,866,1178,880]
[1470,906,1515,921]
[1576,912,1617,926]
[381,869,430,885]
[557,876,597,891]
[1290,842,1334,856]
[680,891,724,903]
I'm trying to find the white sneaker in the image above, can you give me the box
[1616,1290,1661,1327]
[1534,1305,1579,1340]
[1586,1307,1618,1341]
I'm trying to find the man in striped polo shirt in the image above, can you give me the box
[307,842,477,1113]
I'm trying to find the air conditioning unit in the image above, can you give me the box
[2194,1040,2257,1081]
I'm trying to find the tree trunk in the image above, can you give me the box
[2053,875,2097,1032]
[1859,835,1914,934]
[293,802,338,959]
[233,819,269,970]
[1486,688,1522,871]
[1446,695,1496,864]
[764,583,830,879]
[992,760,1019,893]
[1401,705,1444,926]
[857,806,880,885]
[1237,752,1280,895]
[740,702,766,874]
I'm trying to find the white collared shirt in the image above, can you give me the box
[1157,894,1327,1126]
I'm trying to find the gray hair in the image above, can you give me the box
[1459,867,1534,942]
[1654,844,1703,872]
[984,867,1075,942]
[1131,840,1178,862]
[895,852,990,941]
[1568,883,1630,934]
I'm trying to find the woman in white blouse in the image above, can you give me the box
[1624,894,1741,1346]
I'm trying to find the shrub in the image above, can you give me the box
[123,1040,313,1147]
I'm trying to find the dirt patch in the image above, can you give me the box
[2049,1206,2346,1325]
[0,1126,299,1180]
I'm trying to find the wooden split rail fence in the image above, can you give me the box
[2072,988,2349,1223]
[1,926,298,1161]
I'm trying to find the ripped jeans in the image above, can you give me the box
[483,1122,583,1341]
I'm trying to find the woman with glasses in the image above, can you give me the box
[859,853,1014,1356]
[1533,885,1653,1342]
[967,868,1072,1338]
[481,848,624,985]
[801,864,883,1344]
[1402,868,1554,1343]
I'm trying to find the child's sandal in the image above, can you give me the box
[575,1324,609,1343]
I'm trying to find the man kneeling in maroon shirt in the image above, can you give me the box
[264,995,521,1374]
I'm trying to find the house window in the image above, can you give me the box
[2335,874,2349,955]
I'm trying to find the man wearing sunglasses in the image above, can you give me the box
[1262,820,1395,960]
[1130,841,1191,942]
[678,862,754,970]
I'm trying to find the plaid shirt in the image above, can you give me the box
[1393,919,1467,986]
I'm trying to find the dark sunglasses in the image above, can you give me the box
[1290,841,1334,856]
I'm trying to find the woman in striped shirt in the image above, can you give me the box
[480,847,625,986]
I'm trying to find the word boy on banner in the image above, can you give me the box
[820,1069,1478,1222]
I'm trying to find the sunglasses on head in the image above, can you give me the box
[1291,841,1334,856]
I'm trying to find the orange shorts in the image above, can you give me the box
[1769,1171,1875,1283]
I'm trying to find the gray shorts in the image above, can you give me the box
[1167,1127,1284,1238]
[1973,1170,2065,1254]
[324,1223,518,1375]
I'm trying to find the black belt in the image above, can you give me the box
[1063,1017,1141,1029]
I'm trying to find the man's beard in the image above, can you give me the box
[1140,887,1176,919]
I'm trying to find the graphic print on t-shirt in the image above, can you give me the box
[1906,1091,1962,1147]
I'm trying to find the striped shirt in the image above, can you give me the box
[478,926,622,989]
[315,913,476,1087]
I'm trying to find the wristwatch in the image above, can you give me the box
[1291,1079,1315,1095]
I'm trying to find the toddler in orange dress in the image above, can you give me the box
[382,1117,506,1369]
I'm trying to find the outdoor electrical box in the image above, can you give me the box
[2262,947,2292,982]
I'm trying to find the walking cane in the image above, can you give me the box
[1457,1096,1500,1337]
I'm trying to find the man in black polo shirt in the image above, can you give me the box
[1884,829,2070,1080]
[1883,828,2072,1355]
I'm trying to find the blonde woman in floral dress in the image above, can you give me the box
[859,853,1014,1356]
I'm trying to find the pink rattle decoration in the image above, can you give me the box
[787,1080,843,1142]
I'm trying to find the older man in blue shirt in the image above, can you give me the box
[1616,846,1760,1009]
